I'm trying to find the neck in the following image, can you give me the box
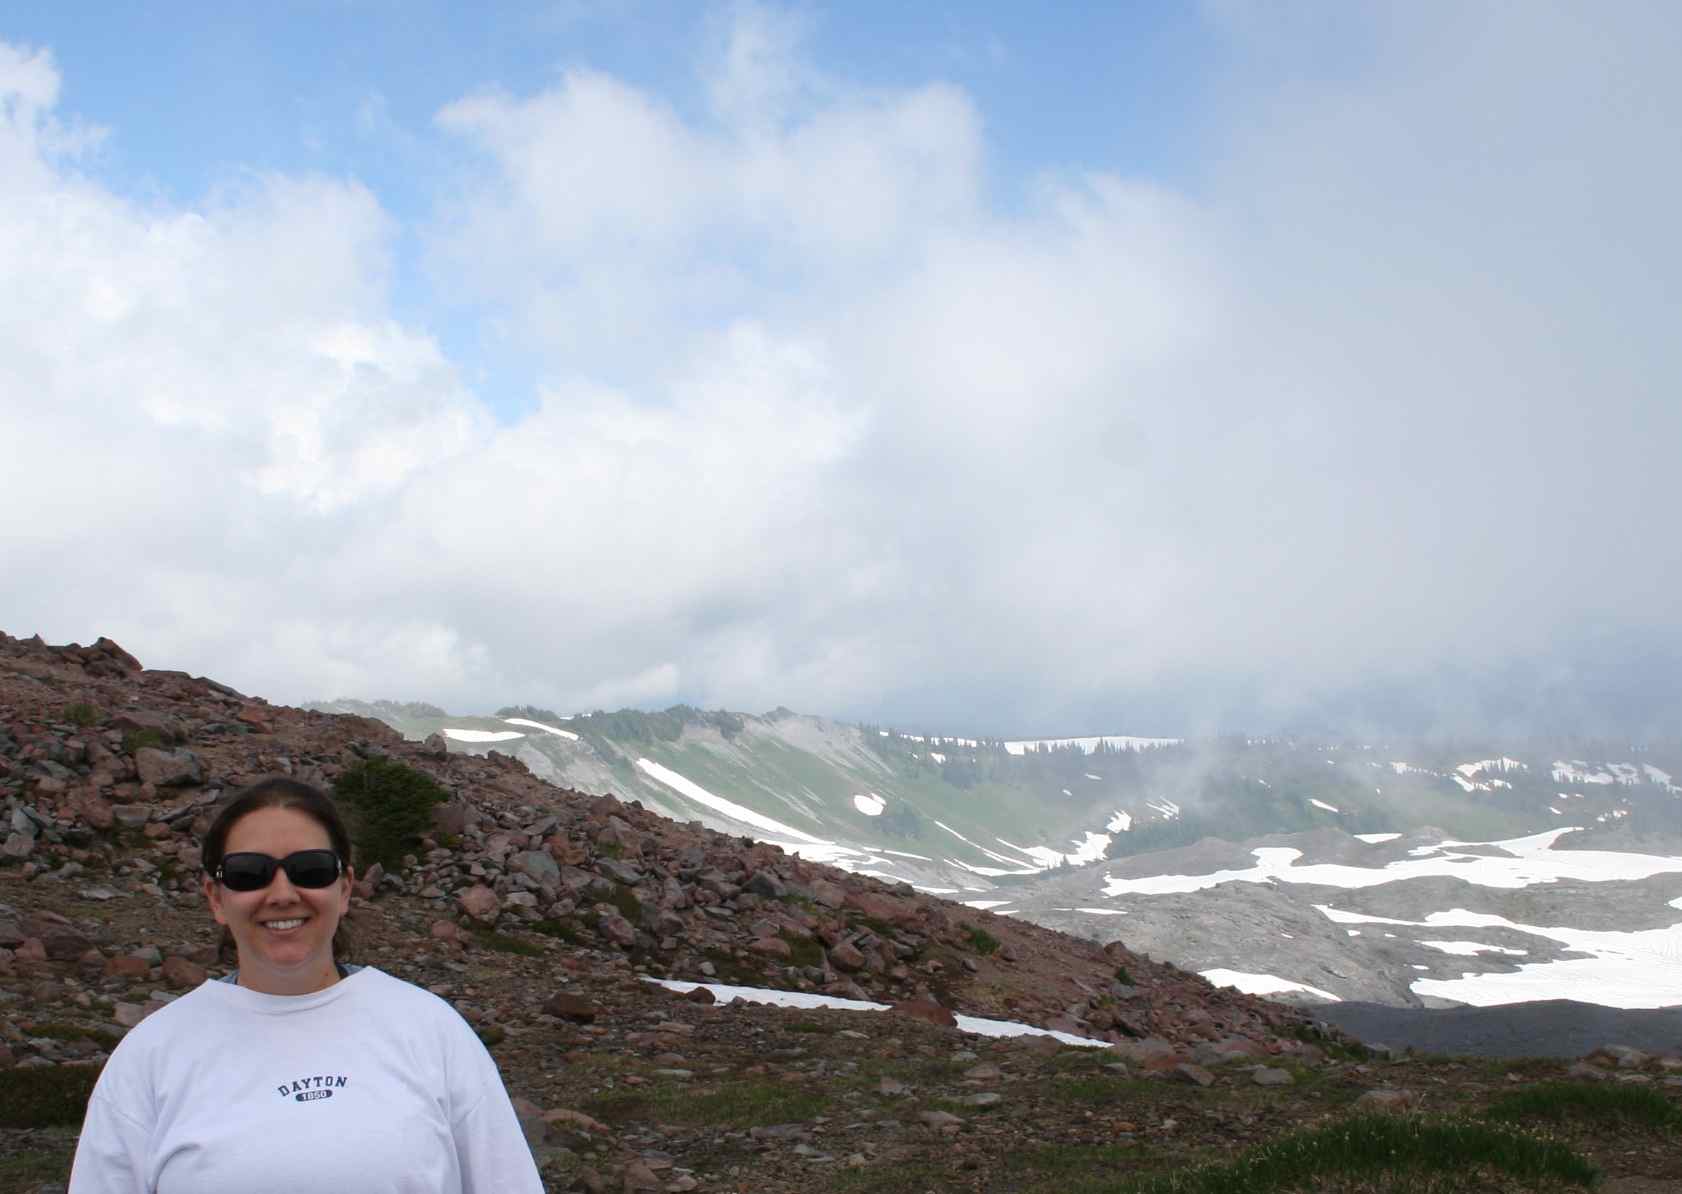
[237,958,341,996]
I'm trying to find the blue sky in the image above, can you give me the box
[10,3,1229,423]
[4,3,1681,735]
[20,4,1221,204]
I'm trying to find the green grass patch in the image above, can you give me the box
[0,1145,73,1188]
[472,929,544,957]
[1111,1114,1597,1193]
[1042,1073,1153,1107]
[702,947,764,986]
[582,1079,831,1128]
[530,918,578,943]
[1486,1079,1682,1128]
[830,1159,963,1193]
[24,1022,122,1051]
[1045,1046,1128,1075]
[0,1065,99,1128]
[1005,1143,1144,1194]
[1115,965,1135,985]
[121,728,164,754]
[61,702,100,727]
[781,931,825,968]
[607,883,643,923]
[965,925,1001,955]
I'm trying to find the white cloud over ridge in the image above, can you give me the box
[3,5,1681,732]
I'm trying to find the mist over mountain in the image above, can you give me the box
[319,694,1682,1013]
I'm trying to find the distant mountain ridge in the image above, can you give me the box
[314,697,1682,1012]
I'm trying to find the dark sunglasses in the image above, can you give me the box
[214,849,343,892]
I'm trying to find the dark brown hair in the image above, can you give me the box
[202,777,355,964]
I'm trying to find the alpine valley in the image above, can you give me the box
[311,700,1682,1013]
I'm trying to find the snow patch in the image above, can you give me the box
[441,728,525,743]
[1107,810,1133,833]
[1418,940,1529,957]
[852,793,885,816]
[502,717,579,740]
[1310,799,1340,813]
[1200,969,1341,1003]
[1354,833,1401,844]
[644,980,1112,1047]
[635,758,826,843]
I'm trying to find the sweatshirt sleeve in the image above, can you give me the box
[67,1091,151,1194]
[446,1021,543,1194]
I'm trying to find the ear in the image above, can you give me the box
[338,866,355,914]
[203,874,228,926]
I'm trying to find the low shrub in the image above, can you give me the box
[782,932,826,968]
[24,1023,121,1051]
[0,1064,99,1128]
[121,729,163,755]
[61,703,100,728]
[332,757,449,870]
[966,926,1001,955]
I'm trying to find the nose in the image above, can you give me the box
[262,867,302,901]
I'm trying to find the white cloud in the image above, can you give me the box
[4,3,1681,732]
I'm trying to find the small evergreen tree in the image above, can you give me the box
[333,757,450,870]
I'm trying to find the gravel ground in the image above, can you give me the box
[1312,999,1682,1059]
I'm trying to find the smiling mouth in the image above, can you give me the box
[262,918,308,932]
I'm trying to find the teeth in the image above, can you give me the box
[264,918,306,931]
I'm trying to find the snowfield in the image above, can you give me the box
[1101,827,1682,896]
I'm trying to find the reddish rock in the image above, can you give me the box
[544,992,599,1023]
[110,710,179,740]
[809,878,847,909]
[748,936,791,960]
[846,891,916,925]
[595,909,637,948]
[111,803,152,829]
[828,940,867,972]
[113,1001,164,1028]
[1355,1088,1420,1112]
[457,885,500,923]
[429,919,461,943]
[890,999,957,1028]
[161,956,207,988]
[42,929,91,962]
[135,747,203,786]
[104,955,151,980]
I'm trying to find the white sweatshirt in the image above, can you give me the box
[68,967,543,1194]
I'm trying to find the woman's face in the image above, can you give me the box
[202,806,352,995]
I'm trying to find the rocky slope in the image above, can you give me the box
[1,630,1355,1192]
[6,632,1681,1193]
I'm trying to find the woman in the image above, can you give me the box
[68,777,543,1193]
